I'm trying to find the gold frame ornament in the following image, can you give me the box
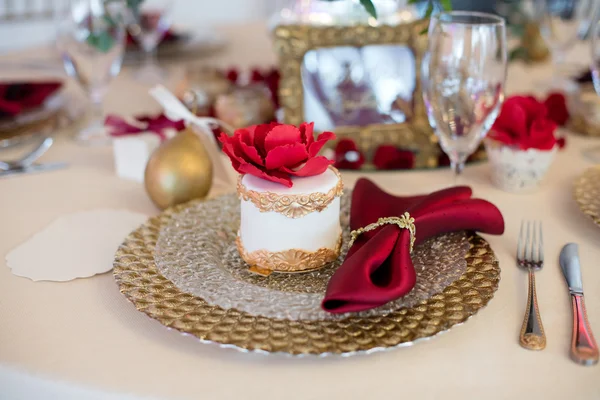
[272,19,442,168]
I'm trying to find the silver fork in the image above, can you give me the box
[517,220,547,350]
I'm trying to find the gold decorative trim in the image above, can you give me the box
[349,213,416,252]
[236,234,342,274]
[237,166,343,218]
[113,198,501,355]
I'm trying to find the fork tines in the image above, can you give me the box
[517,220,544,268]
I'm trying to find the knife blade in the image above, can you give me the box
[0,162,68,178]
[559,243,599,366]
[559,243,584,295]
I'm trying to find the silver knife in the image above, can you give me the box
[559,243,599,366]
[0,162,68,178]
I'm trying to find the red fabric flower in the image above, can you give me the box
[373,145,416,170]
[225,68,239,84]
[219,122,335,187]
[544,92,569,126]
[489,95,557,151]
[333,139,365,170]
[250,68,264,83]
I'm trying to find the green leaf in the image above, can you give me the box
[86,31,115,53]
[423,1,434,18]
[508,46,527,62]
[359,0,377,19]
[439,0,452,11]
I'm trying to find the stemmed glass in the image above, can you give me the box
[422,11,507,179]
[127,0,174,83]
[583,18,600,162]
[537,0,594,76]
[56,0,126,145]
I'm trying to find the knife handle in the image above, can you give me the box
[570,295,599,366]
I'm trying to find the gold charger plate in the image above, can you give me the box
[113,198,500,356]
[574,165,600,226]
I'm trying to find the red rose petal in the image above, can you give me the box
[308,130,336,157]
[299,122,315,147]
[492,97,529,139]
[239,162,293,187]
[218,134,245,173]
[264,124,302,152]
[238,128,264,166]
[249,122,280,157]
[265,143,309,170]
[544,92,569,126]
[557,136,566,149]
[528,118,557,150]
[282,156,333,177]
[487,129,516,146]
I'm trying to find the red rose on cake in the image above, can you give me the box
[218,122,335,187]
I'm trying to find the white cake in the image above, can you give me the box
[236,166,343,275]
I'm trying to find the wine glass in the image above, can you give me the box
[127,0,174,83]
[537,0,594,75]
[56,0,126,145]
[583,18,600,162]
[422,11,507,178]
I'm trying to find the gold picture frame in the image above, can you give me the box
[272,19,443,168]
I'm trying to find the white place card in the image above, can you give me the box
[6,209,148,282]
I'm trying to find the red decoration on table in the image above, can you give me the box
[105,114,185,141]
[322,179,505,313]
[0,82,62,118]
[543,92,569,126]
[373,145,416,170]
[488,95,558,150]
[333,139,365,170]
[219,122,335,187]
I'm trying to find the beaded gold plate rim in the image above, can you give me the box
[113,199,501,356]
[574,165,600,227]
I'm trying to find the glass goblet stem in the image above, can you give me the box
[144,46,158,69]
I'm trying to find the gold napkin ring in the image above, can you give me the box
[348,212,416,253]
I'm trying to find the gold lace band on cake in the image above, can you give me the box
[237,167,343,219]
[349,212,416,252]
[236,235,342,276]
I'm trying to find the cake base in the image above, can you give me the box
[236,234,342,276]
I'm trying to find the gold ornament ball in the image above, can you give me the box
[144,128,213,210]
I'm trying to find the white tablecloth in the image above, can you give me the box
[1,22,600,400]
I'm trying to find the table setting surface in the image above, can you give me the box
[1,21,600,400]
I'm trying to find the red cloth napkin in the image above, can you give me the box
[322,179,505,313]
[0,82,62,118]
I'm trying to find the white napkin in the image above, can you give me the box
[6,209,148,282]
